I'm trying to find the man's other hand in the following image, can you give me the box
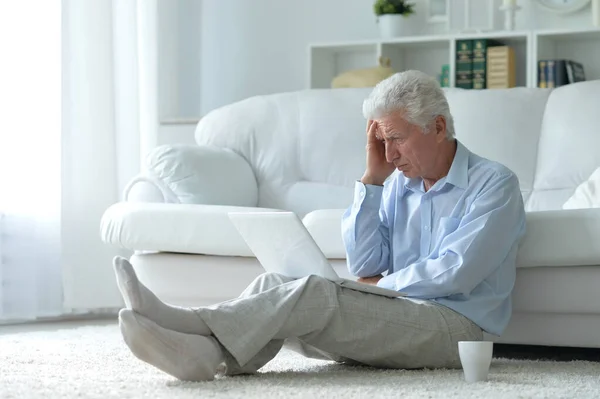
[357,274,383,285]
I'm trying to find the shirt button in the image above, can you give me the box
[424,225,429,231]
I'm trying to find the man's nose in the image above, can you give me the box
[385,142,398,163]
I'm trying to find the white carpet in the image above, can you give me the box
[1,323,599,399]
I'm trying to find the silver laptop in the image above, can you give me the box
[227,211,405,298]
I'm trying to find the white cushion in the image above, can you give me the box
[295,89,371,188]
[303,209,347,259]
[563,167,600,210]
[284,182,353,218]
[146,144,258,207]
[530,81,600,212]
[516,208,600,267]
[100,202,281,256]
[444,87,551,196]
[194,86,558,215]
[304,208,600,268]
[195,89,373,214]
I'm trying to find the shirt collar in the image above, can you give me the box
[402,139,469,193]
[444,139,469,190]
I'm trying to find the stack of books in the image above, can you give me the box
[455,39,516,89]
[538,60,586,88]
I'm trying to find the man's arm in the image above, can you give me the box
[341,181,390,278]
[377,173,525,297]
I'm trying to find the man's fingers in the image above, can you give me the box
[367,121,379,141]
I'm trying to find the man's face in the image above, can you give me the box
[375,111,447,179]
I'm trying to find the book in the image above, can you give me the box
[538,61,547,88]
[455,40,473,89]
[546,60,567,89]
[538,59,586,88]
[566,61,586,83]
[472,39,503,89]
[486,46,516,89]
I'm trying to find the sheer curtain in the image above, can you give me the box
[0,0,153,322]
[0,1,63,321]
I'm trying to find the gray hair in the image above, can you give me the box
[362,70,455,139]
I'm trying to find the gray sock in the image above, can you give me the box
[113,256,211,336]
[118,309,224,381]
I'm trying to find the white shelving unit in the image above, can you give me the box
[308,28,600,89]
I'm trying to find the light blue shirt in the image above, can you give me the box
[341,140,526,336]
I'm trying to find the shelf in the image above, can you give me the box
[309,42,377,53]
[381,34,450,47]
[535,29,600,87]
[308,31,531,48]
[308,29,600,89]
[535,28,600,41]
[381,41,450,88]
[453,30,529,40]
[309,45,379,89]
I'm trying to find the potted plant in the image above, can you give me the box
[374,0,417,38]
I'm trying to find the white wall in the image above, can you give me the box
[158,0,597,137]
[198,0,380,116]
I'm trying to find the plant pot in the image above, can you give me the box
[377,14,417,38]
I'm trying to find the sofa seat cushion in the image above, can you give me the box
[516,208,600,267]
[304,208,600,268]
[100,202,281,256]
[302,209,348,259]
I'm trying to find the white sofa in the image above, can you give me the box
[101,80,600,348]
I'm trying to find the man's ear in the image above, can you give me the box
[434,115,447,143]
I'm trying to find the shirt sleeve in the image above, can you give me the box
[377,173,526,297]
[341,181,391,278]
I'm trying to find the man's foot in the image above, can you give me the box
[113,256,211,335]
[118,309,224,381]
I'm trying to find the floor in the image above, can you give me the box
[2,319,599,399]
[2,318,599,362]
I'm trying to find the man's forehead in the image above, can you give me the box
[377,117,410,135]
[376,111,408,126]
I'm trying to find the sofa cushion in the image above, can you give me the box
[302,209,347,259]
[283,182,353,218]
[516,208,600,267]
[195,88,374,214]
[562,167,600,210]
[303,208,600,268]
[146,144,258,207]
[444,87,551,199]
[529,80,600,212]
[100,202,282,256]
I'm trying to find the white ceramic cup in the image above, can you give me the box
[458,341,494,383]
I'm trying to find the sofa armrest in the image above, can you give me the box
[100,202,281,256]
[134,144,258,207]
[123,174,180,203]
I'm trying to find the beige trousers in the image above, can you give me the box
[195,272,483,375]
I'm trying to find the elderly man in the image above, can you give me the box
[114,70,526,381]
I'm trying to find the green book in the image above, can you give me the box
[472,39,503,90]
[456,40,473,89]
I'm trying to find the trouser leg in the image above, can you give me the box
[196,272,482,375]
